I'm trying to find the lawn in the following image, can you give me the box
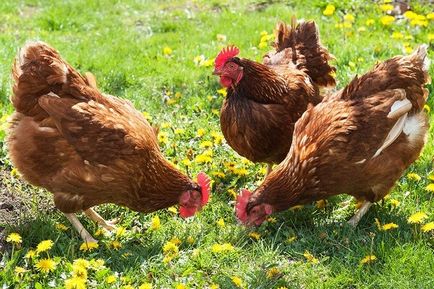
[0,0,433,288]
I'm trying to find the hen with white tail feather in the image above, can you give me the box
[236,45,430,227]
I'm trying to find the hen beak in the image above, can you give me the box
[213,68,222,76]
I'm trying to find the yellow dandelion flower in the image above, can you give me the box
[425,183,434,193]
[94,228,105,237]
[404,45,413,54]
[380,15,395,25]
[35,258,57,273]
[374,218,382,230]
[200,140,213,148]
[217,88,227,97]
[163,240,179,257]
[426,12,434,20]
[360,255,377,264]
[379,4,393,11]
[25,249,37,259]
[267,216,277,223]
[79,242,99,252]
[106,275,117,284]
[211,243,235,253]
[231,276,243,288]
[428,34,434,42]
[110,240,122,250]
[323,4,335,16]
[72,264,88,280]
[160,122,171,129]
[390,199,400,207]
[211,109,220,115]
[168,206,178,214]
[139,283,153,289]
[174,128,185,135]
[90,259,105,270]
[249,232,261,240]
[408,212,428,224]
[303,251,319,264]
[348,61,356,68]
[366,19,375,26]
[258,41,268,49]
[181,158,191,166]
[169,237,182,245]
[197,128,206,137]
[193,55,205,65]
[266,267,280,278]
[316,199,327,209]
[210,284,220,289]
[217,218,225,228]
[55,223,69,231]
[116,226,126,237]
[14,266,29,274]
[233,167,248,176]
[211,131,224,144]
[186,236,195,244]
[36,239,54,253]
[391,32,404,39]
[344,14,355,23]
[163,46,172,56]
[73,258,90,269]
[158,131,169,145]
[167,98,177,105]
[142,111,152,121]
[407,173,421,181]
[6,233,22,244]
[150,215,161,230]
[287,236,297,243]
[212,171,226,178]
[65,277,86,289]
[195,153,212,164]
[290,205,304,210]
[228,189,237,199]
[381,223,399,231]
[175,284,187,289]
[421,222,434,232]
[403,11,417,20]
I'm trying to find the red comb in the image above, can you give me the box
[215,46,240,69]
[235,189,252,223]
[197,172,211,205]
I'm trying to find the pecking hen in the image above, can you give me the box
[236,45,430,227]
[214,17,335,174]
[7,41,211,242]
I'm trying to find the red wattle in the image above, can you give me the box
[179,206,196,218]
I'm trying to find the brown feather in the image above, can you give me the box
[7,41,197,214]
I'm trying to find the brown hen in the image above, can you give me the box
[236,45,430,227]
[214,18,335,173]
[7,42,210,242]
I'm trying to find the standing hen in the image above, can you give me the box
[214,18,335,174]
[236,45,430,226]
[7,42,211,242]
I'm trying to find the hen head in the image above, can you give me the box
[179,172,211,218]
[235,189,273,226]
[213,46,244,88]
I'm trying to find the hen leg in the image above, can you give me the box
[64,213,97,243]
[266,163,273,176]
[347,201,373,227]
[84,208,117,231]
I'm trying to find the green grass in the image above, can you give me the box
[1,0,433,288]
